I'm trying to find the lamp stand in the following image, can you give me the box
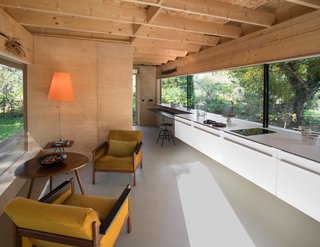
[57,101,62,141]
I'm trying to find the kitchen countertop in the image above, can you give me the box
[175,112,320,163]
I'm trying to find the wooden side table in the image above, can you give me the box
[43,140,74,153]
[15,152,88,198]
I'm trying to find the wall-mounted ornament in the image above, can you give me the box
[0,32,26,57]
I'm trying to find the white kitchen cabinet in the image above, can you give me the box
[192,123,223,163]
[277,151,320,221]
[174,117,193,146]
[222,133,277,194]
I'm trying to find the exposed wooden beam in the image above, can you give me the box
[134,57,168,65]
[134,53,176,62]
[0,0,147,23]
[152,14,241,38]
[122,0,276,27]
[134,47,188,57]
[147,6,162,23]
[135,26,220,46]
[5,8,133,36]
[132,38,201,52]
[285,0,320,9]
[7,8,218,46]
[0,0,241,38]
[134,60,162,66]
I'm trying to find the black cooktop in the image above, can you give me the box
[230,128,276,136]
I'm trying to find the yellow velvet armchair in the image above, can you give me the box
[92,130,143,186]
[4,179,132,247]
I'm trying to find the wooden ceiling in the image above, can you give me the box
[0,0,319,66]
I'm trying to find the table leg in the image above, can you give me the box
[75,170,85,194]
[49,176,53,191]
[27,178,34,198]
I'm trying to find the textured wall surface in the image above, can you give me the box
[28,36,133,156]
[137,66,157,126]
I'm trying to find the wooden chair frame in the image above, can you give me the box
[92,141,143,186]
[11,179,132,247]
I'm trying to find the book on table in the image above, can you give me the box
[51,140,70,147]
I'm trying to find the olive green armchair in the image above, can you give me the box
[92,130,143,186]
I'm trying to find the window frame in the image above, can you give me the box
[160,54,320,132]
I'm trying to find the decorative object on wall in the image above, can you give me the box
[0,32,26,57]
[161,67,177,75]
[48,72,74,141]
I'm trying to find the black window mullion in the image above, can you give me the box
[263,64,269,128]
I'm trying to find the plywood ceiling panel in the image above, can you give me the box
[0,0,316,66]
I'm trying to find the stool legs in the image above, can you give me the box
[157,127,175,147]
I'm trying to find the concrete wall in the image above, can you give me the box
[137,66,157,126]
[28,36,133,156]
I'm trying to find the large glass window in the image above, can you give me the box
[0,60,25,176]
[160,56,320,132]
[269,57,320,131]
[161,75,187,107]
[193,66,263,123]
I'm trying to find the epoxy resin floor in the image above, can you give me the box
[54,127,320,247]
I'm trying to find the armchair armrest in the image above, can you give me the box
[99,185,131,234]
[92,141,108,154]
[39,179,74,203]
[134,142,143,155]
[92,141,108,162]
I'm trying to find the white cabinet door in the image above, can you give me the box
[222,133,277,194]
[192,123,223,163]
[174,117,193,146]
[277,151,320,221]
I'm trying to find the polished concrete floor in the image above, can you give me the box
[17,127,320,246]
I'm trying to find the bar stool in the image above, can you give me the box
[157,123,175,147]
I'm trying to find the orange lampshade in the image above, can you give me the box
[48,72,74,101]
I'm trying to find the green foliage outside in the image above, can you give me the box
[0,64,24,142]
[0,117,24,141]
[161,56,320,131]
[161,76,188,107]
[269,58,320,130]
[193,67,263,123]
[132,75,136,125]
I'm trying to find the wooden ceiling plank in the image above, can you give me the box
[132,38,201,52]
[135,26,220,46]
[285,0,320,9]
[134,47,188,57]
[0,0,242,39]
[5,8,133,36]
[134,54,176,61]
[147,6,162,23]
[6,8,218,46]
[152,14,241,38]
[134,57,169,64]
[0,0,147,23]
[121,0,276,27]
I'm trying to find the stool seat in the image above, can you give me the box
[157,123,175,147]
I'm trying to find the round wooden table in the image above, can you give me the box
[15,152,89,198]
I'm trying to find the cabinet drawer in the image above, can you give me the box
[175,118,192,146]
[222,135,277,194]
[193,123,222,163]
[277,158,320,221]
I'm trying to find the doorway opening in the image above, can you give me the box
[132,69,138,126]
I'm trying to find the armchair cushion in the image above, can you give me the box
[5,197,100,241]
[107,139,137,157]
[96,155,134,171]
[63,194,117,221]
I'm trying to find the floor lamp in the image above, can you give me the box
[48,72,74,141]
